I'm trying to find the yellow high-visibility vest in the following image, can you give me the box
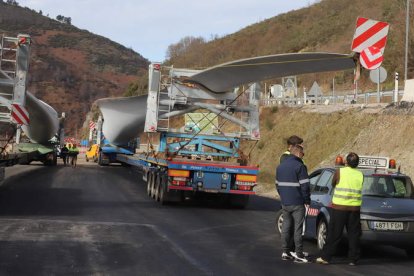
[332,167,363,206]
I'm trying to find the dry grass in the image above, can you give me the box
[250,106,376,191]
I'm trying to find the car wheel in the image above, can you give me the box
[275,210,283,236]
[317,219,328,251]
[85,156,89,162]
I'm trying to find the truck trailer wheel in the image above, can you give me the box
[147,172,153,197]
[150,172,157,199]
[98,152,103,166]
[154,173,161,201]
[53,154,57,166]
[159,174,169,205]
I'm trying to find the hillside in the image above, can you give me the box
[165,0,413,93]
[254,103,414,192]
[0,2,149,135]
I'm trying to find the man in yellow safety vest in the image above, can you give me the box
[316,152,364,266]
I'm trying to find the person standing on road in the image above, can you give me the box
[280,135,304,163]
[316,152,364,266]
[60,145,69,166]
[276,145,310,263]
[279,135,308,258]
[69,144,79,168]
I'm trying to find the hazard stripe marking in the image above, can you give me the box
[11,103,29,125]
[351,17,389,54]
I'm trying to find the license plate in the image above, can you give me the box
[372,221,404,231]
[202,188,219,193]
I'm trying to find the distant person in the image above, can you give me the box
[280,135,304,163]
[316,152,364,266]
[68,144,79,168]
[60,145,69,166]
[276,145,310,263]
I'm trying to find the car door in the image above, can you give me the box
[305,169,334,237]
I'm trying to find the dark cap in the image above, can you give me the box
[287,135,303,146]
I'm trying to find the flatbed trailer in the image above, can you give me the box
[99,133,258,208]
[96,63,262,207]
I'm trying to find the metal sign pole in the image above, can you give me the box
[377,68,380,103]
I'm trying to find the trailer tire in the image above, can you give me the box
[98,152,103,166]
[53,152,57,166]
[150,171,157,199]
[159,174,169,205]
[147,171,153,197]
[154,172,161,201]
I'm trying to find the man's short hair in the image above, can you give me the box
[286,135,303,146]
[290,144,304,156]
[346,152,359,168]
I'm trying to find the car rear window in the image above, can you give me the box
[362,175,414,198]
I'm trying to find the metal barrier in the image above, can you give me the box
[261,90,405,106]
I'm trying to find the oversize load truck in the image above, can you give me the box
[97,63,261,207]
[0,34,60,181]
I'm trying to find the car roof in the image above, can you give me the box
[317,167,409,178]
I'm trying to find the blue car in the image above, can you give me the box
[276,156,414,256]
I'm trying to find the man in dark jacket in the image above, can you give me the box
[276,145,310,263]
[60,145,69,166]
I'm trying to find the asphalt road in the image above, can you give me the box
[0,158,413,275]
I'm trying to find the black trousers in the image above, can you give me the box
[322,208,361,262]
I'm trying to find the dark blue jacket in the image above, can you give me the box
[276,155,310,206]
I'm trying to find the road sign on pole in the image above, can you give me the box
[370,67,387,84]
[360,46,383,70]
[352,17,389,54]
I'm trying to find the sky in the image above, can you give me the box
[18,0,314,62]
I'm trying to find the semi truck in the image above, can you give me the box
[0,34,61,181]
[95,63,261,207]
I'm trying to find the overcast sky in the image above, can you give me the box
[19,0,313,62]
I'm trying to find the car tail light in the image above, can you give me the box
[389,159,396,169]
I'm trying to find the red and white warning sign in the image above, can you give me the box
[351,17,389,54]
[89,120,96,130]
[11,103,29,125]
[359,46,383,70]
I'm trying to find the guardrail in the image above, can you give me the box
[261,90,404,106]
